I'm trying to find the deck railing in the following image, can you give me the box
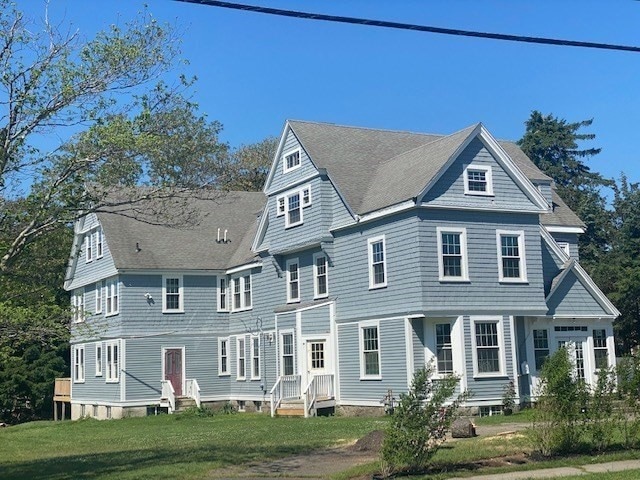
[161,380,176,413]
[53,378,71,401]
[303,374,334,418]
[270,374,301,417]
[185,379,201,408]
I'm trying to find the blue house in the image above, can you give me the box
[64,120,619,419]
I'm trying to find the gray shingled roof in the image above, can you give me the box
[288,120,553,215]
[98,191,265,271]
[541,190,586,229]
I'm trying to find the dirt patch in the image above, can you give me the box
[350,429,385,453]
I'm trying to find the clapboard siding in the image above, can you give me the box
[541,238,564,295]
[71,341,121,403]
[267,129,319,193]
[280,248,327,305]
[411,319,425,371]
[514,316,530,398]
[423,138,538,211]
[463,315,514,401]
[332,213,423,320]
[68,213,117,289]
[338,317,410,401]
[550,232,580,259]
[277,312,297,375]
[419,209,548,314]
[547,271,608,317]
[301,304,331,337]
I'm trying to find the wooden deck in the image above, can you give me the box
[53,378,71,420]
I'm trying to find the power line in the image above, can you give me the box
[173,0,640,53]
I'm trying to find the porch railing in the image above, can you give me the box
[303,374,334,418]
[161,380,175,413]
[270,374,301,417]
[185,378,201,408]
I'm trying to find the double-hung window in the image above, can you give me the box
[94,229,104,259]
[286,192,302,227]
[435,323,454,374]
[73,345,85,383]
[231,275,252,311]
[283,148,301,173]
[360,322,381,379]
[218,338,229,375]
[497,230,527,282]
[368,235,387,289]
[464,165,493,196]
[163,276,183,313]
[95,282,103,314]
[251,337,260,379]
[72,290,85,323]
[106,341,119,382]
[243,275,252,308]
[313,253,328,298]
[473,317,504,376]
[237,337,246,380]
[437,227,469,281]
[105,277,119,316]
[593,329,609,369]
[218,278,228,312]
[533,329,550,370]
[281,332,294,376]
[95,343,103,377]
[85,234,93,262]
[286,259,300,302]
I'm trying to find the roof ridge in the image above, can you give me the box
[287,119,446,138]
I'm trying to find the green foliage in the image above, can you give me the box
[175,405,216,418]
[381,364,469,475]
[224,136,278,191]
[615,354,640,447]
[221,401,236,414]
[502,380,516,414]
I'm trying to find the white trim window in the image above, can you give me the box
[313,253,328,298]
[533,329,550,371]
[73,345,85,383]
[85,234,93,263]
[286,258,300,302]
[243,275,252,309]
[251,336,260,380]
[237,337,246,380]
[105,277,119,316]
[72,290,85,323]
[285,191,303,228]
[472,317,505,376]
[301,185,311,206]
[106,341,119,382]
[593,329,609,369]
[281,332,295,376]
[497,230,527,282]
[94,229,104,259]
[218,338,229,376]
[557,241,570,257]
[437,227,469,281]
[162,275,183,313]
[435,323,453,374]
[95,282,103,314]
[283,148,301,173]
[464,164,493,196]
[95,343,103,377]
[277,196,286,216]
[218,278,228,312]
[231,275,252,311]
[368,235,387,289]
[359,321,381,379]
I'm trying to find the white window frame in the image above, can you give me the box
[95,282,103,314]
[301,185,312,206]
[231,275,252,312]
[434,322,454,375]
[85,234,93,263]
[236,336,246,380]
[464,164,494,196]
[72,290,85,323]
[282,147,301,173]
[496,230,528,283]
[105,277,119,316]
[359,320,382,380]
[94,229,104,259]
[106,341,119,383]
[471,316,506,378]
[162,275,184,313]
[243,274,252,309]
[276,195,285,216]
[217,277,228,312]
[286,258,300,303]
[95,343,103,377]
[557,241,570,257]
[218,337,229,376]
[593,329,609,370]
[251,336,261,380]
[280,331,295,376]
[73,345,85,383]
[436,227,469,282]
[285,190,303,228]
[367,235,387,289]
[313,252,329,299]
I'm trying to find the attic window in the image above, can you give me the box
[464,165,493,196]
[283,148,301,173]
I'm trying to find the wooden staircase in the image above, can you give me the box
[276,399,305,417]
[174,396,197,412]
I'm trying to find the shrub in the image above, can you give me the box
[502,380,516,415]
[381,363,469,476]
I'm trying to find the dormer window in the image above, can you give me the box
[283,148,301,173]
[278,184,312,227]
[464,165,493,196]
[277,197,285,216]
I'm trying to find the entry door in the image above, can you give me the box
[164,349,183,396]
[558,339,586,381]
[306,340,327,377]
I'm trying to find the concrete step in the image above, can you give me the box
[174,397,196,412]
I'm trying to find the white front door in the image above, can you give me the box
[558,338,587,382]
[307,340,327,376]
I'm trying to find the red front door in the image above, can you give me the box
[164,349,183,396]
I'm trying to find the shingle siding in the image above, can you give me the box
[548,271,609,317]
[267,130,319,194]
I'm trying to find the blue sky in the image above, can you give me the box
[17,0,640,184]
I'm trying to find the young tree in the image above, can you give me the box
[0,1,229,272]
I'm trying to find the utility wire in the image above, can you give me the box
[173,0,640,53]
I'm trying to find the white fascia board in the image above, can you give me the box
[262,122,291,193]
[330,200,415,232]
[118,269,222,276]
[417,124,482,203]
[251,204,269,253]
[545,226,585,234]
[422,204,546,215]
[477,125,550,211]
[265,172,320,197]
[552,314,617,320]
[225,261,262,275]
[540,225,570,263]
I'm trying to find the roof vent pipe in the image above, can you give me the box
[224,229,228,243]
[217,228,221,243]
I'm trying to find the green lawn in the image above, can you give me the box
[0,413,387,480]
